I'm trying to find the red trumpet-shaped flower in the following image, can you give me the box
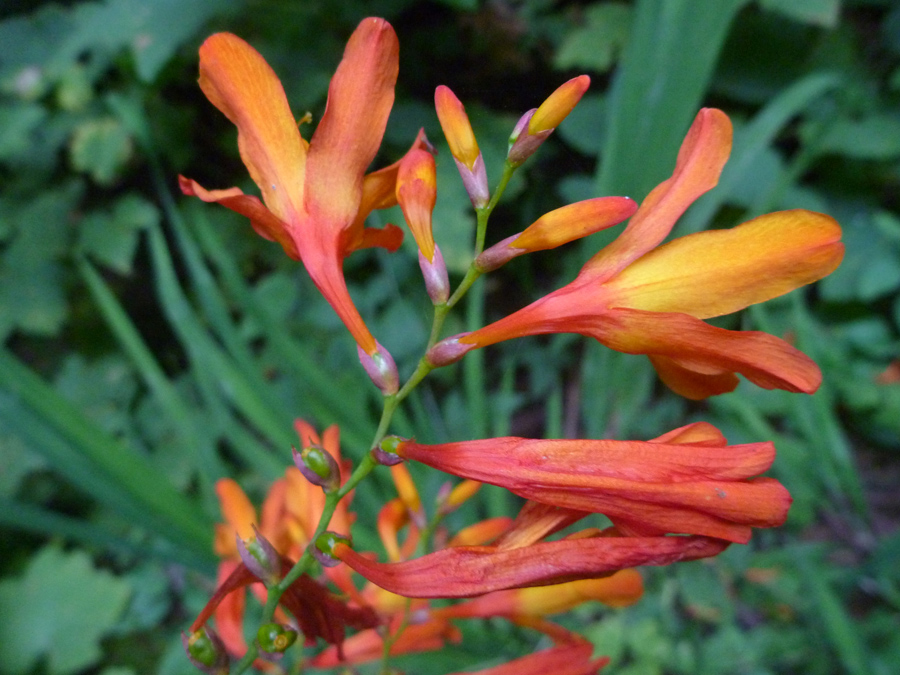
[389,422,790,544]
[433,108,844,398]
[180,19,427,356]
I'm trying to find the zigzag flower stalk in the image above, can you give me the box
[179,19,427,366]
[430,108,844,399]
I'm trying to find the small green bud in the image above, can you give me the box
[182,628,228,674]
[236,526,281,586]
[311,530,351,568]
[372,435,404,466]
[293,443,340,492]
[257,623,298,654]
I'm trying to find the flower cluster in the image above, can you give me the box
[180,16,843,675]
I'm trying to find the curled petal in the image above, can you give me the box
[609,209,844,319]
[215,479,257,544]
[450,641,608,675]
[334,536,728,598]
[601,308,823,396]
[583,108,733,280]
[312,618,460,667]
[179,177,299,259]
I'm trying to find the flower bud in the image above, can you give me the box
[293,443,340,492]
[182,627,228,675]
[397,147,438,262]
[439,479,482,515]
[358,341,399,395]
[435,85,489,208]
[426,334,475,367]
[257,622,298,654]
[236,527,281,586]
[372,435,405,466]
[508,75,590,166]
[312,531,351,568]
[419,245,450,304]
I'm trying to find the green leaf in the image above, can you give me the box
[759,0,841,28]
[69,116,133,185]
[814,113,900,160]
[0,546,132,675]
[554,3,632,72]
[595,0,749,201]
[78,194,160,273]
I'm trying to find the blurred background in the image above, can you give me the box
[1,0,898,673]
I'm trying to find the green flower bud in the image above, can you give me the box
[257,623,298,654]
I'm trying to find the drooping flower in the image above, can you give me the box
[389,421,791,543]
[430,108,844,399]
[325,482,727,599]
[180,19,427,357]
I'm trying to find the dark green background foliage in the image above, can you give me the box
[1,0,898,673]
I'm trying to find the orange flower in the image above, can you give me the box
[391,421,791,543]
[179,20,426,356]
[433,108,844,398]
[197,421,366,659]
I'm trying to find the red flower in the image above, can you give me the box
[434,108,844,398]
[392,421,791,543]
[180,20,428,355]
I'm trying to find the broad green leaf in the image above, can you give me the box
[814,113,900,159]
[69,117,133,185]
[595,0,749,201]
[0,546,131,675]
[554,3,632,72]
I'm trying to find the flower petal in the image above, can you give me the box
[397,148,438,261]
[435,85,480,169]
[583,108,732,280]
[333,535,728,598]
[512,197,638,253]
[599,308,823,395]
[449,641,607,675]
[304,18,399,229]
[609,209,844,318]
[197,33,305,222]
[215,479,257,541]
[179,176,299,259]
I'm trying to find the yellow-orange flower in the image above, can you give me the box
[435,108,844,399]
[179,20,426,355]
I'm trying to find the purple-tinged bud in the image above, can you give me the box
[182,627,228,675]
[373,435,405,466]
[454,153,490,209]
[507,109,553,166]
[475,234,526,272]
[508,75,591,166]
[358,341,399,395]
[257,623,298,656]
[419,245,450,304]
[426,334,475,367]
[293,444,340,492]
[236,526,281,586]
[312,531,350,568]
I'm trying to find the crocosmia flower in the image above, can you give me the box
[180,19,424,357]
[433,108,844,399]
[391,421,791,543]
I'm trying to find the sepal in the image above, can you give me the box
[293,443,341,492]
[358,341,399,395]
[236,527,281,586]
[182,627,229,675]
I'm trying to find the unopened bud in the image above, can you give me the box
[182,628,228,675]
[257,623,298,655]
[435,85,489,208]
[475,234,524,273]
[419,245,450,304]
[312,531,351,568]
[293,444,340,492]
[439,479,482,515]
[372,435,405,466]
[236,527,281,586]
[358,341,399,395]
[508,75,590,166]
[426,334,475,367]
